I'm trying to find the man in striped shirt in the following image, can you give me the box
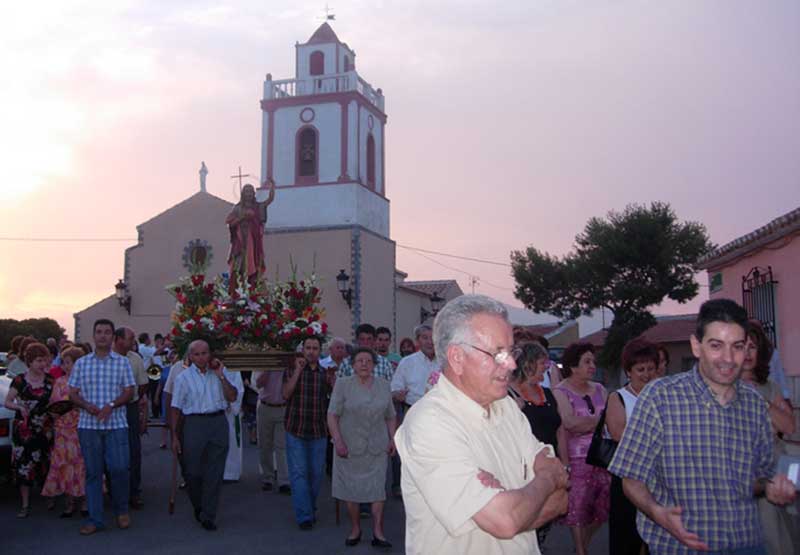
[283,336,329,530]
[609,299,796,554]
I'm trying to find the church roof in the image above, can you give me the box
[136,191,233,231]
[306,22,341,45]
[582,314,697,347]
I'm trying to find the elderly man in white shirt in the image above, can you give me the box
[391,325,439,408]
[395,295,569,555]
[170,340,238,531]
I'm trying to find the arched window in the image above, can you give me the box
[297,127,318,183]
[343,55,352,72]
[366,133,376,189]
[310,51,324,76]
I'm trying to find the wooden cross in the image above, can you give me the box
[323,3,335,20]
[230,166,251,189]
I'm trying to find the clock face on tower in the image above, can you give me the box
[300,107,315,123]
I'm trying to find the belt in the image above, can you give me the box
[265,403,286,408]
[186,410,225,418]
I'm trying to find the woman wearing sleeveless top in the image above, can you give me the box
[606,338,659,555]
[741,321,797,555]
[508,341,565,549]
[553,342,610,555]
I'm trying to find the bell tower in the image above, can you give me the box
[260,22,389,238]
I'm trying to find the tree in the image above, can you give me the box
[511,202,712,373]
[0,318,66,351]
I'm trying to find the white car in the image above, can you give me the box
[0,374,14,476]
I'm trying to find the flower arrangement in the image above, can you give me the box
[219,281,281,350]
[270,273,329,351]
[167,274,228,356]
[167,270,328,355]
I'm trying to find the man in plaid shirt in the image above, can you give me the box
[283,336,329,530]
[336,323,394,381]
[609,299,796,554]
[68,318,136,536]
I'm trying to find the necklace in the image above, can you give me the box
[626,383,642,396]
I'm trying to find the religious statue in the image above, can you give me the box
[226,179,276,293]
[199,162,208,192]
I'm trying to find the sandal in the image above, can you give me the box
[17,506,30,518]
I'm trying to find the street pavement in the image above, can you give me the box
[2,425,608,554]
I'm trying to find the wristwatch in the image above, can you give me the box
[109,401,116,408]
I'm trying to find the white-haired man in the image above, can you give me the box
[395,295,569,554]
[170,340,238,531]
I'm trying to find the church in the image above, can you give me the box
[74,23,463,346]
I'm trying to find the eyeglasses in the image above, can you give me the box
[462,344,522,366]
[582,395,595,415]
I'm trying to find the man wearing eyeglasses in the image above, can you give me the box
[395,295,569,555]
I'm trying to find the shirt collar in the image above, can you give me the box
[437,372,506,423]
[689,365,742,406]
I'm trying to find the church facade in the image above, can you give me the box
[74,23,461,346]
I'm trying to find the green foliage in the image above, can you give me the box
[0,318,66,351]
[511,202,712,371]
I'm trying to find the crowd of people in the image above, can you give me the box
[3,295,799,554]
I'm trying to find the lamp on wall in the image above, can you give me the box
[420,291,445,323]
[336,269,353,308]
[115,279,131,314]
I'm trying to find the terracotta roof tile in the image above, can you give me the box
[582,314,696,347]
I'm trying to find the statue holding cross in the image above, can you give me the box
[225,171,276,294]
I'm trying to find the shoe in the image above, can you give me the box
[201,520,217,531]
[371,537,392,549]
[79,523,101,535]
[60,510,75,519]
[159,443,167,449]
[129,497,144,510]
[46,499,56,511]
[278,484,291,495]
[298,520,313,530]
[262,482,273,492]
[16,506,30,519]
[345,532,361,546]
[116,514,131,529]
[194,507,202,522]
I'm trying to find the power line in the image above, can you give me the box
[0,237,136,242]
[397,244,511,267]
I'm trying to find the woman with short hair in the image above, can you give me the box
[552,342,610,555]
[3,342,55,517]
[41,346,88,517]
[606,338,659,555]
[328,347,397,549]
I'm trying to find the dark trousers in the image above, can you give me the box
[610,474,646,555]
[126,402,142,499]
[181,413,229,523]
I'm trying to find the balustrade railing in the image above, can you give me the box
[266,71,384,111]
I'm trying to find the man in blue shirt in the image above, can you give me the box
[609,299,796,554]
[68,318,136,536]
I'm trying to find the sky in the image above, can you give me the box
[1,0,798,338]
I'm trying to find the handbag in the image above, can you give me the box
[585,398,617,469]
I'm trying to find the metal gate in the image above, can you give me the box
[741,266,779,346]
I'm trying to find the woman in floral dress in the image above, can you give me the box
[3,342,54,518]
[41,346,87,517]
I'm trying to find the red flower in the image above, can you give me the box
[171,327,179,336]
[254,328,262,337]
[232,328,241,337]
[191,274,205,286]
[186,322,195,331]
